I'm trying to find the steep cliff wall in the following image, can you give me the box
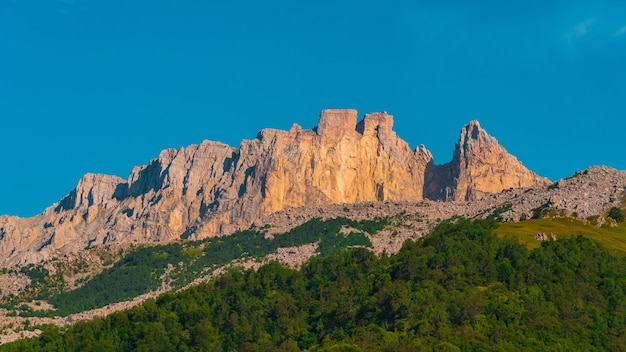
[424,120,547,201]
[0,110,547,266]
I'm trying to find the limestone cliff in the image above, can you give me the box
[424,120,548,201]
[0,110,546,266]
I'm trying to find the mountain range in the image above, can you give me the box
[0,109,548,267]
[0,109,626,347]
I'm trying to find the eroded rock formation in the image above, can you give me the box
[424,120,547,201]
[0,110,547,266]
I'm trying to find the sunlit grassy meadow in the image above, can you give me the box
[495,218,626,256]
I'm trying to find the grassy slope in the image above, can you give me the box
[495,218,626,256]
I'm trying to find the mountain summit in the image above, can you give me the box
[0,110,547,266]
[424,120,548,201]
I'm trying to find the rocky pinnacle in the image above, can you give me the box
[0,110,548,266]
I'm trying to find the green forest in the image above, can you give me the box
[10,217,384,317]
[3,218,626,351]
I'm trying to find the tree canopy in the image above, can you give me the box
[4,219,626,351]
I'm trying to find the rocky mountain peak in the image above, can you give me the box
[356,111,395,145]
[316,109,358,142]
[447,120,548,201]
[56,173,126,212]
[457,120,497,156]
[315,109,397,145]
[0,110,550,267]
[415,144,433,162]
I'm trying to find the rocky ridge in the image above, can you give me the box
[0,110,547,267]
[425,120,550,201]
[258,166,626,250]
[0,166,623,344]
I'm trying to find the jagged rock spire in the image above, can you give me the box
[0,110,547,266]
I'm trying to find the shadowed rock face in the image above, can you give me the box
[0,110,547,266]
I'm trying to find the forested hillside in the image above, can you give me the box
[3,219,626,351]
[5,217,385,318]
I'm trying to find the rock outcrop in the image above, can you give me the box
[424,120,547,201]
[0,110,547,266]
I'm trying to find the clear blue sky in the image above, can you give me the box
[2,0,625,217]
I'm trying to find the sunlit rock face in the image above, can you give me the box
[0,110,547,266]
[424,120,548,201]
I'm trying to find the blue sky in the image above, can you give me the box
[1,0,625,217]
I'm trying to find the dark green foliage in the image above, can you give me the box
[49,244,185,315]
[531,205,552,219]
[487,202,512,221]
[317,231,371,257]
[608,207,625,223]
[15,264,60,303]
[19,264,48,286]
[5,219,626,351]
[565,169,589,180]
[39,217,383,316]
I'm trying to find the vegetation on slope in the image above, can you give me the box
[15,217,385,317]
[495,217,626,256]
[4,218,626,351]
